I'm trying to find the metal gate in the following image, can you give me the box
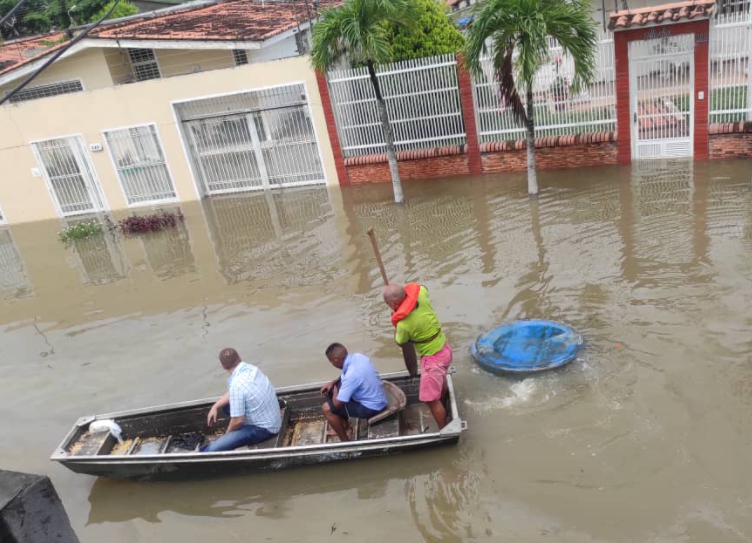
[175,84,325,196]
[32,136,107,216]
[629,34,695,159]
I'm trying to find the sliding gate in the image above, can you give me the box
[174,84,325,196]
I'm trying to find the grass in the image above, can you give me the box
[59,221,103,243]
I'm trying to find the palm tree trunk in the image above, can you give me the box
[525,87,539,195]
[367,60,404,204]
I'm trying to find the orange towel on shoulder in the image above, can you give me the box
[391,283,421,327]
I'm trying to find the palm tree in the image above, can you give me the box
[311,0,419,204]
[465,0,598,195]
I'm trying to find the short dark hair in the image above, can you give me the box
[325,343,345,358]
[219,347,240,369]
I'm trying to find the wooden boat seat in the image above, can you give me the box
[368,381,407,425]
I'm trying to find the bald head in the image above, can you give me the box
[383,284,406,311]
[219,347,241,370]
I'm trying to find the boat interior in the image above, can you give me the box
[63,376,450,458]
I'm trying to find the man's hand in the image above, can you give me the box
[320,380,335,396]
[207,404,219,427]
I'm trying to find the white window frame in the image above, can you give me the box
[29,133,110,218]
[4,78,85,104]
[128,49,162,82]
[170,81,329,199]
[101,122,180,208]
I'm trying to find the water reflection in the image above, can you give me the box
[0,227,33,300]
[203,188,342,287]
[138,209,198,280]
[64,216,128,286]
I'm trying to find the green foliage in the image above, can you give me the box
[464,0,598,124]
[59,221,103,243]
[311,0,420,72]
[388,0,464,62]
[87,0,137,23]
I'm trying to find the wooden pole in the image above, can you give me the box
[366,228,418,377]
[366,228,389,286]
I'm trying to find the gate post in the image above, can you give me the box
[315,70,350,187]
[614,30,631,166]
[456,53,483,175]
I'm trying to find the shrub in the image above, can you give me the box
[59,221,103,243]
[118,210,184,235]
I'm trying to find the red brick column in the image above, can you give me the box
[614,31,631,165]
[693,19,710,160]
[315,70,349,187]
[456,54,482,175]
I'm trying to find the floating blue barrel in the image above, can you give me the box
[471,320,583,374]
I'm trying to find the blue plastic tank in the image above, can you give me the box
[471,320,583,374]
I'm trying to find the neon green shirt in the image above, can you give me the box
[394,286,446,358]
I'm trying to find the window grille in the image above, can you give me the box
[6,80,83,103]
[104,125,177,205]
[128,49,161,82]
[233,49,249,66]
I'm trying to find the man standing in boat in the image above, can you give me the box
[320,343,388,442]
[383,283,451,428]
[202,348,282,452]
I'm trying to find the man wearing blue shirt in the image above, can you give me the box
[320,343,388,442]
[202,347,282,452]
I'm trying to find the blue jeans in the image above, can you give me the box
[200,405,276,452]
[201,425,276,452]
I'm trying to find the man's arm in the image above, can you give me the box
[225,415,246,434]
[207,392,230,427]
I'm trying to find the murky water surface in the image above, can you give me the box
[2,160,752,542]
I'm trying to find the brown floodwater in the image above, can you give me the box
[1,159,752,542]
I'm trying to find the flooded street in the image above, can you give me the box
[2,159,752,542]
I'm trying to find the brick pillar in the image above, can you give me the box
[693,20,710,160]
[314,70,349,187]
[456,54,483,175]
[614,31,632,166]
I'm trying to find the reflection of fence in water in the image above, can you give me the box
[64,216,127,286]
[0,229,33,300]
[203,188,339,285]
[137,209,197,280]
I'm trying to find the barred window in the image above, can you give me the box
[104,124,177,206]
[233,49,249,66]
[128,49,161,82]
[6,80,83,103]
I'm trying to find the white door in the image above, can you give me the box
[629,34,695,159]
[32,136,107,216]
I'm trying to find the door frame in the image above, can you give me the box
[30,133,109,218]
[629,46,695,160]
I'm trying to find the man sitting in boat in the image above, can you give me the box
[202,348,282,452]
[320,343,388,442]
[383,283,451,429]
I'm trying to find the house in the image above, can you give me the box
[0,0,341,225]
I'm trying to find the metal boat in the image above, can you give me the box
[51,370,465,480]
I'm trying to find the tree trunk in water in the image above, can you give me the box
[525,87,539,195]
[367,60,404,204]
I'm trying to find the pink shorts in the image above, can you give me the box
[419,343,453,402]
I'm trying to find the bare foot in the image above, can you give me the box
[326,424,353,438]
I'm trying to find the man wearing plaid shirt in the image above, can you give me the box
[202,348,282,452]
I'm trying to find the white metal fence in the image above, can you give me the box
[472,30,616,143]
[327,54,466,158]
[104,124,177,206]
[709,7,752,123]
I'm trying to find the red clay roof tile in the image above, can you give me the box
[90,0,340,42]
[0,32,68,77]
[608,0,715,30]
